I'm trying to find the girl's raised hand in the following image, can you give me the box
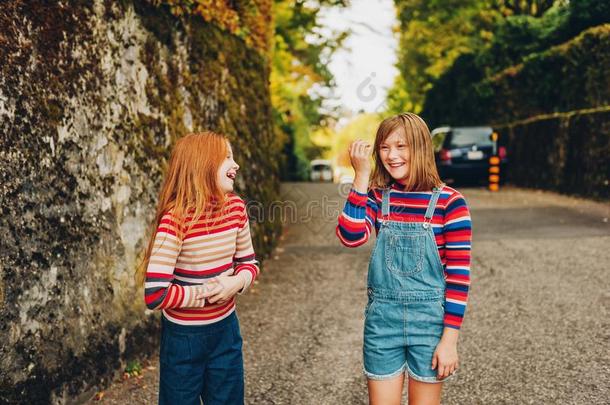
[348,139,372,177]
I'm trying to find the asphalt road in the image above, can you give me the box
[94,183,610,405]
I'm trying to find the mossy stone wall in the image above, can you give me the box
[0,0,280,403]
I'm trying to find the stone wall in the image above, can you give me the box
[0,1,280,403]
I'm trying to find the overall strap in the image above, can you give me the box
[423,187,443,227]
[381,188,390,220]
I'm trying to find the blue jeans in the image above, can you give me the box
[159,312,244,405]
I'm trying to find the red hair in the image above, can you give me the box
[136,131,229,286]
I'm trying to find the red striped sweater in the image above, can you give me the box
[144,194,259,325]
[336,183,471,329]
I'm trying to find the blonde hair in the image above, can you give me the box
[370,113,442,191]
[136,131,229,286]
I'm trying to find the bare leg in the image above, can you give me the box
[407,377,442,405]
[368,373,405,405]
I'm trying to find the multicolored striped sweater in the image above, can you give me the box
[336,183,471,330]
[145,194,259,325]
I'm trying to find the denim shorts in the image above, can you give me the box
[363,297,453,383]
[159,312,244,405]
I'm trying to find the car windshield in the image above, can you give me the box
[312,164,330,171]
[448,128,493,148]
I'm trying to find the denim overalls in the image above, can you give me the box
[363,186,448,383]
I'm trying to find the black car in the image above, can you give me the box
[431,126,507,184]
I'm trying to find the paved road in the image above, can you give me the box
[94,183,610,404]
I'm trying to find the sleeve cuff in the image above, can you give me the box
[348,188,368,205]
[350,188,368,197]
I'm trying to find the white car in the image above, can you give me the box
[310,159,333,182]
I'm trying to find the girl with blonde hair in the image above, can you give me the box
[336,113,472,404]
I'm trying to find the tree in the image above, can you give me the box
[389,0,499,112]
[271,0,349,180]
[388,0,575,114]
[488,0,559,18]
[419,0,610,126]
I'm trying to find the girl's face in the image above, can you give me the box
[379,130,410,183]
[217,142,239,193]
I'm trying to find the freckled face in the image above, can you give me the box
[379,131,409,183]
[217,142,239,193]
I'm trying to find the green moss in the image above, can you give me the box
[42,99,64,125]
[133,0,179,47]
[136,0,282,251]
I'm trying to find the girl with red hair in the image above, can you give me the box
[137,131,259,405]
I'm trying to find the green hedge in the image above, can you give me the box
[423,24,610,127]
[497,108,609,199]
[564,109,610,198]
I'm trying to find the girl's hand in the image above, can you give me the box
[202,273,246,305]
[348,139,372,178]
[348,139,372,193]
[431,335,459,380]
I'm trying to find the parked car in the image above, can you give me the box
[310,159,333,182]
[431,126,507,184]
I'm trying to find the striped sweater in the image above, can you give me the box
[144,193,259,325]
[336,182,471,330]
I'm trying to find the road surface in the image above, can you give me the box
[93,183,610,404]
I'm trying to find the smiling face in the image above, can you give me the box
[379,130,410,184]
[217,141,239,193]
[371,113,442,191]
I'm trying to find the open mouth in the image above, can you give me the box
[387,162,405,168]
[226,172,236,180]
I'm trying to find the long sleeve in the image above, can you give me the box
[336,188,378,247]
[442,193,472,329]
[233,206,259,293]
[144,213,201,310]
